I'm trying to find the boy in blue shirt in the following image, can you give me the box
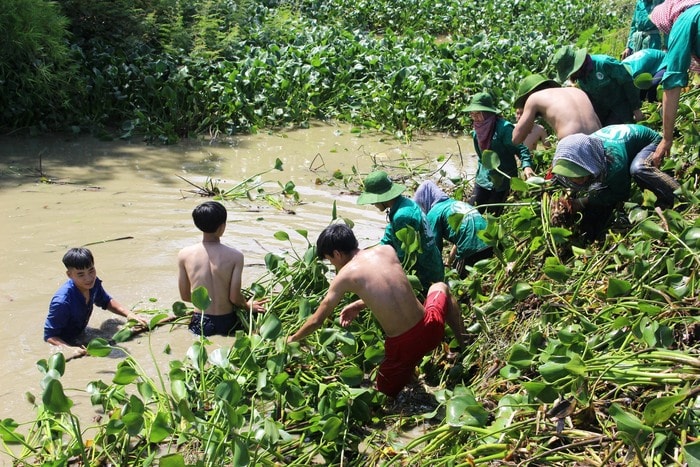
[44,247,147,358]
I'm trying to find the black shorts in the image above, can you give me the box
[188,312,241,337]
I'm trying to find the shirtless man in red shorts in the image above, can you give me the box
[287,223,466,397]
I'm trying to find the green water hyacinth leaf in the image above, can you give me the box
[684,440,700,466]
[683,227,700,248]
[191,285,211,311]
[643,393,687,426]
[274,158,283,171]
[322,416,343,441]
[447,212,465,232]
[42,379,73,413]
[148,412,173,443]
[215,380,242,406]
[523,382,558,403]
[48,352,66,376]
[274,230,290,241]
[607,277,632,298]
[232,437,250,467]
[159,454,186,467]
[639,219,666,239]
[446,393,489,427]
[148,312,170,327]
[511,281,532,301]
[508,343,534,369]
[542,257,572,283]
[87,338,112,357]
[481,149,500,170]
[113,362,139,385]
[609,403,652,443]
[539,354,586,383]
[111,327,132,343]
[339,365,364,386]
[260,313,282,339]
[172,301,188,317]
[510,176,529,192]
[0,419,24,444]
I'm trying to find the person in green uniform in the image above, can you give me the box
[551,124,680,242]
[414,180,493,277]
[465,92,534,216]
[553,46,644,126]
[649,1,700,163]
[357,171,444,290]
[622,49,667,101]
[621,0,667,59]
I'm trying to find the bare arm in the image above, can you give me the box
[106,298,148,327]
[512,107,536,145]
[177,253,192,302]
[339,299,366,327]
[288,281,345,342]
[652,87,682,165]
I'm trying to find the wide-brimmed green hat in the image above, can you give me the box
[357,170,406,205]
[551,159,592,178]
[553,46,588,83]
[514,74,560,108]
[464,92,498,113]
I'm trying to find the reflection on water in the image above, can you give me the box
[0,122,475,425]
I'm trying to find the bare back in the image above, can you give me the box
[513,87,601,143]
[330,245,424,337]
[177,242,245,315]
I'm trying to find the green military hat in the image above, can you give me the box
[552,46,588,83]
[514,74,561,108]
[357,170,406,205]
[551,159,592,178]
[464,92,499,113]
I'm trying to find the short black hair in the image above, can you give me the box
[62,247,94,270]
[316,223,358,260]
[192,201,227,233]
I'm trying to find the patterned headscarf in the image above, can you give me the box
[414,180,449,213]
[473,113,498,150]
[650,0,700,34]
[552,134,608,191]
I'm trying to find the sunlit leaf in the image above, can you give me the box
[159,454,186,467]
[481,149,500,170]
[609,403,652,443]
[42,379,73,413]
[113,362,139,385]
[191,286,211,312]
[339,365,364,386]
[446,394,489,427]
[111,327,133,343]
[643,393,687,426]
[274,231,290,241]
[260,313,282,339]
[607,278,632,298]
[87,338,112,357]
[148,412,173,443]
[322,416,343,441]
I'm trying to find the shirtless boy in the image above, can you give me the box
[178,201,266,336]
[512,74,602,146]
[287,223,467,397]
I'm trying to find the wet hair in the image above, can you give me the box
[192,201,227,233]
[316,223,358,260]
[62,247,94,270]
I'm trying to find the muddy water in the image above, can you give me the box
[0,123,475,430]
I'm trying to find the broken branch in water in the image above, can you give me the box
[82,236,134,247]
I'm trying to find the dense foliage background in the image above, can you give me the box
[1,0,699,466]
[4,0,627,142]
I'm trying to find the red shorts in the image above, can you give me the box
[376,290,447,397]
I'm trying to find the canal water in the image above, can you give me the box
[0,122,475,439]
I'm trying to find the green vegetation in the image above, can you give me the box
[1,0,699,465]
